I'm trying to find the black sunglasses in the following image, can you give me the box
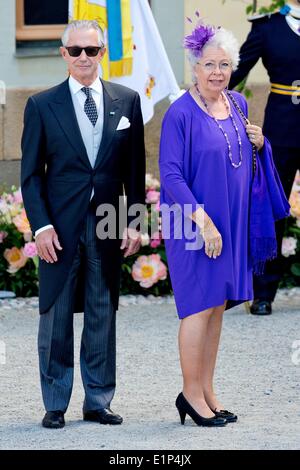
[65,46,104,57]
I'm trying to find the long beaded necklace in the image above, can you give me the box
[226,90,257,176]
[194,85,243,169]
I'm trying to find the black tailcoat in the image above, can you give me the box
[21,78,145,314]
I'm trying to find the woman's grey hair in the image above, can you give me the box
[62,20,105,47]
[187,27,240,84]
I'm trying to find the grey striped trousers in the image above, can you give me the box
[38,204,116,412]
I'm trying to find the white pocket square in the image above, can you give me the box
[116,116,131,131]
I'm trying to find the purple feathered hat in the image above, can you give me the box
[183,11,216,58]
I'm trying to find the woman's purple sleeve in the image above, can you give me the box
[159,108,199,216]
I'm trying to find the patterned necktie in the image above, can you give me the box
[81,87,98,126]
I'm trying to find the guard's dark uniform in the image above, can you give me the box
[230,11,300,302]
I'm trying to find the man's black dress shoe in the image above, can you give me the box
[250,299,272,315]
[42,411,65,429]
[83,408,123,425]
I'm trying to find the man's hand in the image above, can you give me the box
[120,228,141,258]
[35,228,63,263]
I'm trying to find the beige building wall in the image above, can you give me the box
[184,0,270,85]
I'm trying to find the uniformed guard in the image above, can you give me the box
[230,0,300,315]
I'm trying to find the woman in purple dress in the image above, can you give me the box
[159,17,289,427]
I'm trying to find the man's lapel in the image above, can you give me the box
[49,79,92,169]
[94,79,123,170]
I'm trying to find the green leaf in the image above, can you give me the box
[291,263,300,277]
[122,264,132,274]
[289,227,300,236]
[244,88,253,99]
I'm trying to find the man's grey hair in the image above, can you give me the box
[62,20,105,47]
[187,27,240,84]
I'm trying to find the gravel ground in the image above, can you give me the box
[0,290,299,450]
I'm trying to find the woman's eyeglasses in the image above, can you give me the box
[197,61,232,72]
[65,46,104,57]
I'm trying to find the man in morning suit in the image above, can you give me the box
[21,20,145,428]
[229,0,300,315]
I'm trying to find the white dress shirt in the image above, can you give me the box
[35,75,104,238]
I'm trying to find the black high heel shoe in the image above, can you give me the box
[213,408,238,423]
[175,393,227,427]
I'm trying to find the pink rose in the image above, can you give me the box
[6,194,14,204]
[146,190,160,204]
[289,191,300,219]
[23,242,38,258]
[150,231,161,248]
[281,237,297,258]
[13,189,23,204]
[0,231,8,243]
[23,232,33,242]
[145,174,160,191]
[150,239,161,248]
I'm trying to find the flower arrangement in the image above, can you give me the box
[280,171,300,287]
[0,176,172,298]
[120,173,172,296]
[0,187,39,296]
[1,170,299,298]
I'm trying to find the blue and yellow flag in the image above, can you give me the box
[107,0,133,77]
[69,0,133,79]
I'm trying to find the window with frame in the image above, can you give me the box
[16,0,68,41]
